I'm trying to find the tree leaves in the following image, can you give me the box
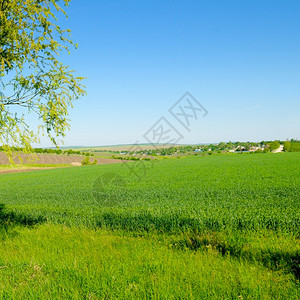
[0,0,86,157]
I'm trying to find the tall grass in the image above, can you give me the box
[0,224,298,299]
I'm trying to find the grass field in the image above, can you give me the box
[0,153,299,298]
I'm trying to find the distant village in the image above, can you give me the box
[111,139,300,157]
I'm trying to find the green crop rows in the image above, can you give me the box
[1,152,299,233]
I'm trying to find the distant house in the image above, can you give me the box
[194,149,202,152]
[249,146,260,152]
[235,146,245,151]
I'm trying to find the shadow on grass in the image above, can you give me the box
[0,203,46,234]
[95,212,299,280]
[96,212,201,233]
[95,211,299,233]
[172,233,300,281]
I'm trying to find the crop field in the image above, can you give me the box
[0,153,299,298]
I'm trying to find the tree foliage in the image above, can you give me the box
[0,0,86,159]
[284,140,300,152]
[269,141,280,152]
[283,141,291,152]
[81,156,97,166]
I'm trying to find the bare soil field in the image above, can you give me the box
[0,152,122,166]
[0,167,57,175]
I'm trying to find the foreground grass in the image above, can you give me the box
[0,224,298,299]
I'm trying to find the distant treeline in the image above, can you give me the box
[0,147,94,156]
[112,155,151,161]
[110,139,300,156]
[283,140,300,152]
[1,140,299,157]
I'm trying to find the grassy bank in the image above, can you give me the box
[0,224,298,299]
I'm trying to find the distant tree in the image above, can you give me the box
[244,143,250,151]
[0,0,86,161]
[269,141,280,151]
[209,144,216,151]
[81,156,97,165]
[290,141,300,152]
[81,157,90,166]
[218,142,226,150]
[227,142,234,150]
[283,141,291,152]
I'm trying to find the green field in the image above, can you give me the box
[0,153,299,298]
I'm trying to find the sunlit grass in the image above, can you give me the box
[0,224,298,299]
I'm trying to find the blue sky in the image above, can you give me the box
[39,0,300,146]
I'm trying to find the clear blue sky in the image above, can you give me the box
[39,0,300,146]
